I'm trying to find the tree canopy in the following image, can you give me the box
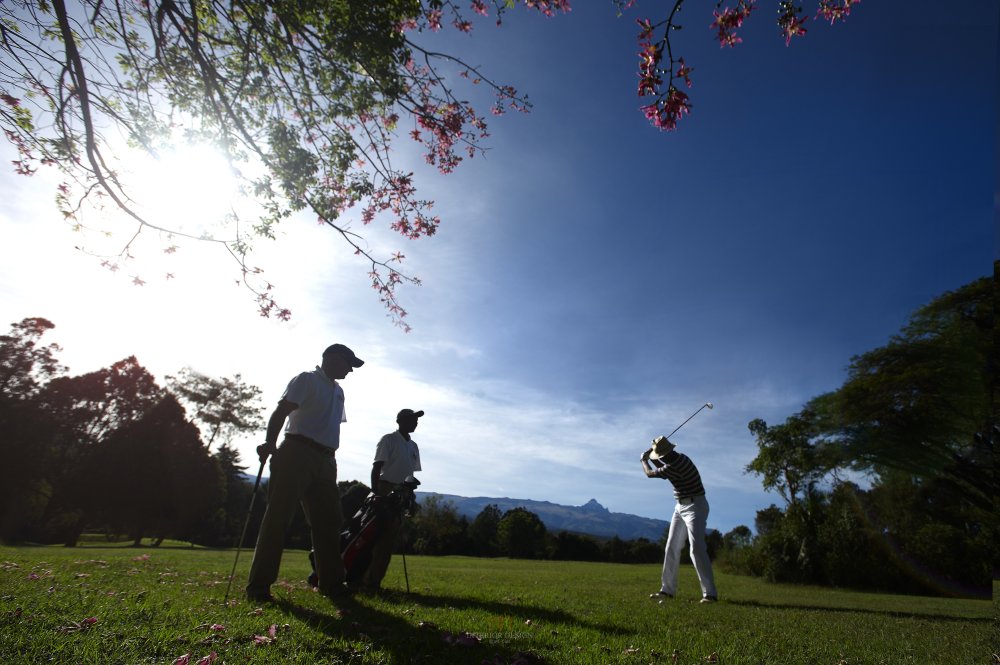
[1,0,861,328]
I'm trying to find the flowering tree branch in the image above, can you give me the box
[0,0,569,331]
[623,0,862,131]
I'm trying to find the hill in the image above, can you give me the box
[416,492,668,541]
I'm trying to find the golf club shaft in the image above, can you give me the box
[401,517,410,593]
[666,403,712,439]
[223,458,266,603]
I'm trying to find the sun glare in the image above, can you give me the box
[126,142,241,240]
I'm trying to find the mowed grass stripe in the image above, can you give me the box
[1,545,994,664]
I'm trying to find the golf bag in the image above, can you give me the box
[308,476,420,588]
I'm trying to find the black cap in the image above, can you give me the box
[323,343,364,367]
[396,408,424,421]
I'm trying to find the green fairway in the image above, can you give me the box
[0,544,994,664]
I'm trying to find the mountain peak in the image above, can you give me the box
[580,498,608,513]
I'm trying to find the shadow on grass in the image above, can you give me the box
[725,598,992,623]
[398,590,627,636]
[270,595,547,665]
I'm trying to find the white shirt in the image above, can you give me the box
[373,431,422,483]
[282,367,346,450]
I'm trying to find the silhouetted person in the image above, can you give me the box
[360,408,423,593]
[245,343,363,603]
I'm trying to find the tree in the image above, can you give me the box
[0,1,862,328]
[722,525,752,550]
[0,318,66,542]
[746,411,840,507]
[0,317,65,398]
[166,368,264,449]
[549,531,603,562]
[0,0,568,329]
[467,503,502,556]
[497,507,546,559]
[742,273,996,595]
[34,356,167,544]
[84,394,223,546]
[204,441,252,547]
[814,274,994,510]
[407,495,468,555]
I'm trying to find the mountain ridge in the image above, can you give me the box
[416,492,668,541]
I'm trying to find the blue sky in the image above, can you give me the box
[0,0,995,535]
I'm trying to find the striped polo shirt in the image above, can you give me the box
[652,452,705,499]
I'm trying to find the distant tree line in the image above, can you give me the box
[1,268,992,600]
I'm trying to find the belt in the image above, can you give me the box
[286,433,335,455]
[677,494,704,503]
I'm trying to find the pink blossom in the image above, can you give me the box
[471,0,488,17]
[209,624,226,632]
[777,2,808,46]
[426,9,442,31]
[641,87,691,131]
[675,58,694,88]
[523,0,572,17]
[816,0,860,24]
[711,0,756,48]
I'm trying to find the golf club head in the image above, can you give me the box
[706,402,714,409]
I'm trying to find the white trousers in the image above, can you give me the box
[660,494,717,598]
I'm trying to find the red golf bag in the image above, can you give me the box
[308,476,419,588]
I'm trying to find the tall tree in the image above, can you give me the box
[0,317,65,398]
[0,318,66,542]
[406,495,468,555]
[467,503,502,556]
[166,368,264,449]
[84,394,223,546]
[497,507,547,559]
[812,274,994,510]
[746,410,840,507]
[35,356,167,544]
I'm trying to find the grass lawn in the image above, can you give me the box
[0,543,995,664]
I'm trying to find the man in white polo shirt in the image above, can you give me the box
[359,408,423,593]
[641,435,718,604]
[246,343,363,603]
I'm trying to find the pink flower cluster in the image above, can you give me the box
[636,19,663,97]
[777,1,808,45]
[816,0,860,24]
[522,0,572,17]
[710,0,757,48]
[641,87,691,132]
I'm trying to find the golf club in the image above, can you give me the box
[664,402,714,440]
[223,457,266,604]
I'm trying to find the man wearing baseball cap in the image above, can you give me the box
[246,343,364,603]
[641,435,718,603]
[360,408,424,593]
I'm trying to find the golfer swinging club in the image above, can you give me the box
[641,435,718,603]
